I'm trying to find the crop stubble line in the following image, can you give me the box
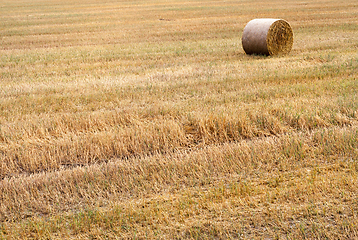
[1,124,357,221]
[1,102,357,180]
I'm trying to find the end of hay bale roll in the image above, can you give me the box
[242,19,293,56]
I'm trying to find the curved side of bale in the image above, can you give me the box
[242,19,293,56]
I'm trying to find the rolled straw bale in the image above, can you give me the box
[242,19,293,55]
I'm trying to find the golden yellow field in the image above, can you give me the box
[1,0,358,238]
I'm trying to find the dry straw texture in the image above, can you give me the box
[1,0,358,238]
[242,19,293,55]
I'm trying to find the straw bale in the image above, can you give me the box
[242,19,293,55]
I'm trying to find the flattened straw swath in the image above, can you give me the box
[242,19,293,56]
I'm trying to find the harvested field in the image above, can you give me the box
[0,0,358,238]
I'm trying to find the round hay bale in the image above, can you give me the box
[242,18,293,56]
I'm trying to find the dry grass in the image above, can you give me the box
[0,0,358,239]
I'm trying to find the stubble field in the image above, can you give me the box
[1,0,358,238]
